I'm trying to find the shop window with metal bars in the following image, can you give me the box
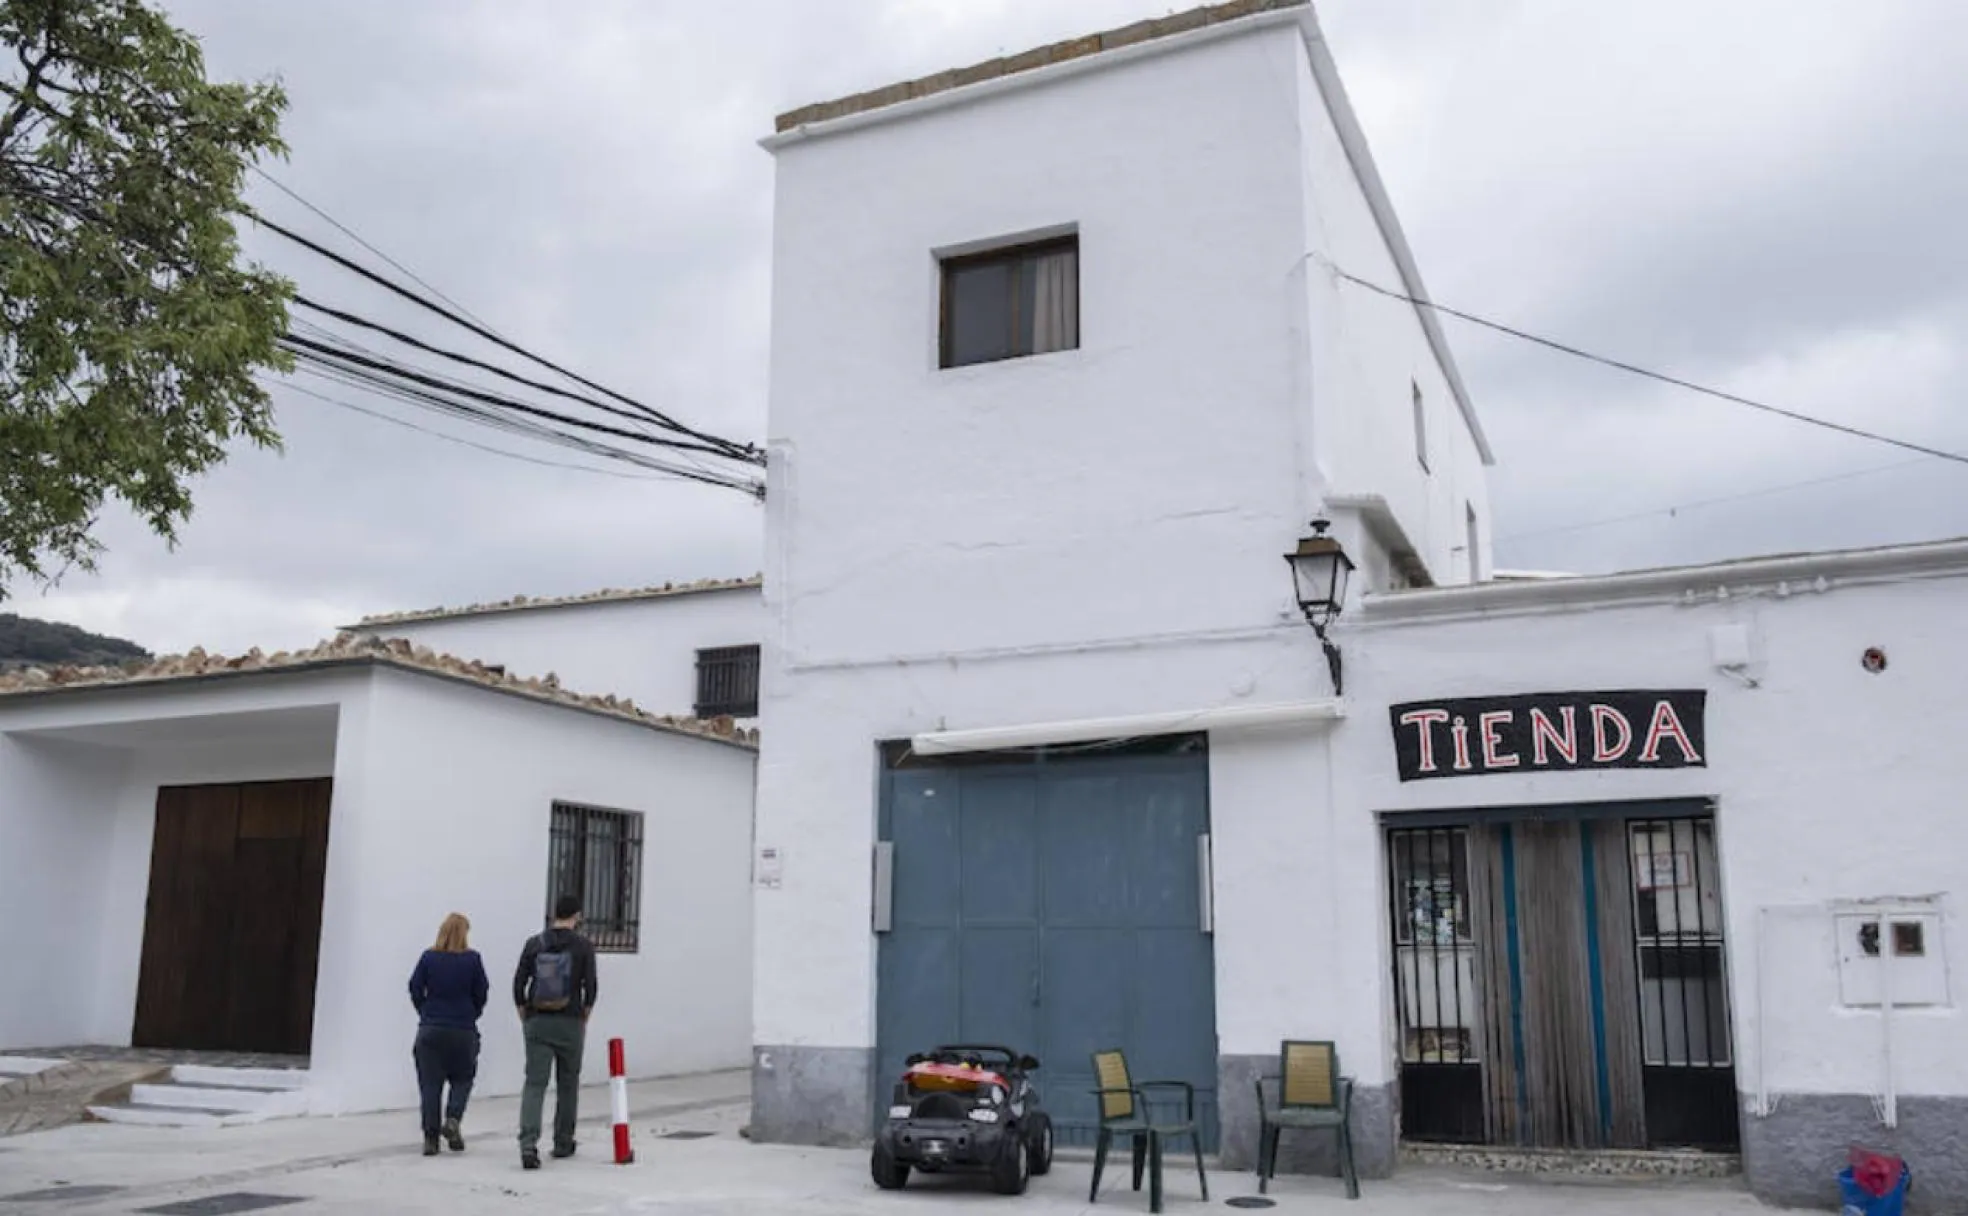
[1388,827,1483,1143]
[694,645,759,718]
[1386,809,1738,1152]
[546,802,644,953]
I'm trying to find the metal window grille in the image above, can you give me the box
[694,645,759,718]
[547,802,644,953]
[1628,817,1729,1068]
[1388,827,1476,1065]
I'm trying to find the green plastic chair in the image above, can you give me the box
[1088,1048,1208,1214]
[1253,1040,1357,1199]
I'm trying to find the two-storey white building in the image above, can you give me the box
[751,0,1486,1176]
[747,1,1968,1209]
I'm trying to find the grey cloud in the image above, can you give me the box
[19,0,1968,652]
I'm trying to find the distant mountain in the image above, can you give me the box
[0,613,151,669]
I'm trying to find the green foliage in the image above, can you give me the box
[1,0,292,597]
[0,610,148,665]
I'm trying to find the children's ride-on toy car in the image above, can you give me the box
[871,1044,1054,1194]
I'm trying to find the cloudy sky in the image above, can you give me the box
[14,0,1968,654]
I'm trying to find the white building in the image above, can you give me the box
[1346,540,1968,1208]
[348,576,765,726]
[752,0,1483,1168]
[0,635,756,1121]
[746,0,1967,1208]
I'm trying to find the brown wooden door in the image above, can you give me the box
[132,779,332,1055]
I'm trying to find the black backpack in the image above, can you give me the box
[529,930,575,1012]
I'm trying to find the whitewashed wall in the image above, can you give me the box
[756,10,1484,1098]
[352,587,764,723]
[1291,36,1492,586]
[0,667,755,1118]
[311,668,757,1114]
[1346,563,1968,1102]
[0,679,350,1052]
[0,735,130,1049]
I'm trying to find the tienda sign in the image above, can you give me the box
[1389,690,1706,782]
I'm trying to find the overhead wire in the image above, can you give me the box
[288,294,748,467]
[278,335,742,462]
[1496,457,1938,546]
[288,360,763,494]
[1313,254,1968,467]
[251,166,504,338]
[246,209,762,463]
[280,317,736,484]
[275,379,676,482]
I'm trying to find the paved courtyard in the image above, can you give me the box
[0,1070,1785,1215]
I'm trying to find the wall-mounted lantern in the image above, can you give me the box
[1284,518,1355,696]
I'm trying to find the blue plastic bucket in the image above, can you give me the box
[1838,1163,1911,1216]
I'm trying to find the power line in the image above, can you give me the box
[247,210,761,463]
[280,337,765,493]
[276,379,674,482]
[1315,256,1968,467]
[289,295,741,461]
[289,362,763,494]
[251,167,503,337]
[1497,457,1936,545]
[279,335,740,461]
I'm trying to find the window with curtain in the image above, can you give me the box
[939,236,1079,368]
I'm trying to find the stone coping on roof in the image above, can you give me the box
[351,575,762,629]
[0,632,759,750]
[773,0,1307,133]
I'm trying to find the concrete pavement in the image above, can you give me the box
[0,1069,1781,1214]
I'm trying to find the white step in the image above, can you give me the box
[0,1056,66,1077]
[87,1103,254,1128]
[169,1064,308,1091]
[127,1082,305,1116]
[86,1065,311,1127]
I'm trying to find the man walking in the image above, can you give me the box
[514,894,598,1169]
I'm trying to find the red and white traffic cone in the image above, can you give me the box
[609,1037,635,1164]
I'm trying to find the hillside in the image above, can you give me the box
[0,613,152,670]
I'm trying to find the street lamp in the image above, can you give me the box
[1284,518,1355,696]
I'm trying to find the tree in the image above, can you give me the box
[1,0,291,596]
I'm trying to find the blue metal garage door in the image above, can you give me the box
[876,738,1219,1149]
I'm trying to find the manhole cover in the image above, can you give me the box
[660,1130,715,1140]
[1225,1198,1277,1209]
[139,1195,306,1216]
[2,1186,127,1203]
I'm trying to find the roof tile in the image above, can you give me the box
[352,574,760,628]
[772,0,1307,134]
[0,633,759,749]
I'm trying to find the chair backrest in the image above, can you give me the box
[1280,1040,1338,1110]
[1092,1049,1134,1122]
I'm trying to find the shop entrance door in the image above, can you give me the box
[1387,803,1737,1151]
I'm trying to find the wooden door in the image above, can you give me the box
[132,779,332,1055]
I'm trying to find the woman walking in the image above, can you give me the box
[408,913,490,1155]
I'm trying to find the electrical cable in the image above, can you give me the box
[1497,456,1937,545]
[279,335,740,461]
[289,361,763,494]
[1315,255,1968,467]
[251,166,504,337]
[275,379,675,482]
[248,210,760,462]
[288,294,746,463]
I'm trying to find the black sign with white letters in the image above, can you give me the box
[1388,689,1707,782]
